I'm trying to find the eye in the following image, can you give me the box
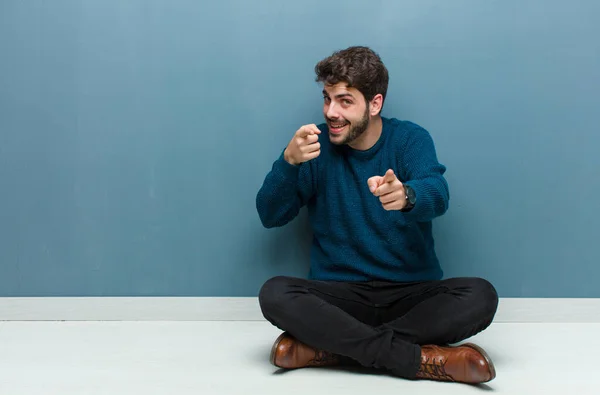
[323,96,331,103]
[343,100,352,105]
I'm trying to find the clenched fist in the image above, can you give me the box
[283,124,321,166]
[367,169,407,211]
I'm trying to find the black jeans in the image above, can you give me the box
[259,276,499,379]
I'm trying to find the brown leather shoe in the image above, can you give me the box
[269,332,340,369]
[416,343,496,384]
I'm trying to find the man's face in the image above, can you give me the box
[322,83,370,146]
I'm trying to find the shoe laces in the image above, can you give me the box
[420,356,454,381]
[310,349,338,365]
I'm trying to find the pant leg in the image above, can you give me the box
[259,276,421,378]
[377,277,499,346]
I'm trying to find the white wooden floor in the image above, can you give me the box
[0,321,598,394]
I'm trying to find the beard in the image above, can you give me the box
[327,106,370,146]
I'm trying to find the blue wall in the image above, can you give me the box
[1,1,598,297]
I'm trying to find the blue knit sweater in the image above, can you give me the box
[256,117,449,282]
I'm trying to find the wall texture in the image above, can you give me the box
[1,0,598,296]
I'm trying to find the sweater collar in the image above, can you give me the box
[342,117,390,160]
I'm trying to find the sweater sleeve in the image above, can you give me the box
[256,150,317,228]
[399,124,450,222]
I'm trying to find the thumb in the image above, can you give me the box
[367,176,383,193]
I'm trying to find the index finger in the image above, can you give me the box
[297,124,322,137]
[382,169,396,184]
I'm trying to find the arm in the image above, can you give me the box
[400,125,449,222]
[256,124,322,228]
[256,151,317,228]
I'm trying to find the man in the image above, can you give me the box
[255,46,498,384]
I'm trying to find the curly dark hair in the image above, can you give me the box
[315,46,389,108]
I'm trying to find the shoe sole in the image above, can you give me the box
[461,343,496,382]
[269,332,288,367]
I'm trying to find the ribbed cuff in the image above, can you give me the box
[400,181,432,222]
[273,151,300,183]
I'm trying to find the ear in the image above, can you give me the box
[369,94,384,116]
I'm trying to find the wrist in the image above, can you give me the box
[401,184,416,212]
[283,149,298,166]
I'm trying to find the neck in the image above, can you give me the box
[348,116,383,151]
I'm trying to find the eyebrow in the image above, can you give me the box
[322,90,355,100]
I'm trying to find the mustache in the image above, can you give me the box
[326,117,349,124]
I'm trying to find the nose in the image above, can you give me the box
[326,102,340,120]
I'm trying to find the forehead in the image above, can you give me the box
[323,82,360,97]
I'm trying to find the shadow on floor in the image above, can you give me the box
[272,365,497,391]
[251,340,499,391]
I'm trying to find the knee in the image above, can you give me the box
[471,278,499,318]
[258,276,293,314]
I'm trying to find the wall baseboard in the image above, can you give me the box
[1,297,598,322]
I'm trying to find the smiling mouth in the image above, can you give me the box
[328,121,348,134]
